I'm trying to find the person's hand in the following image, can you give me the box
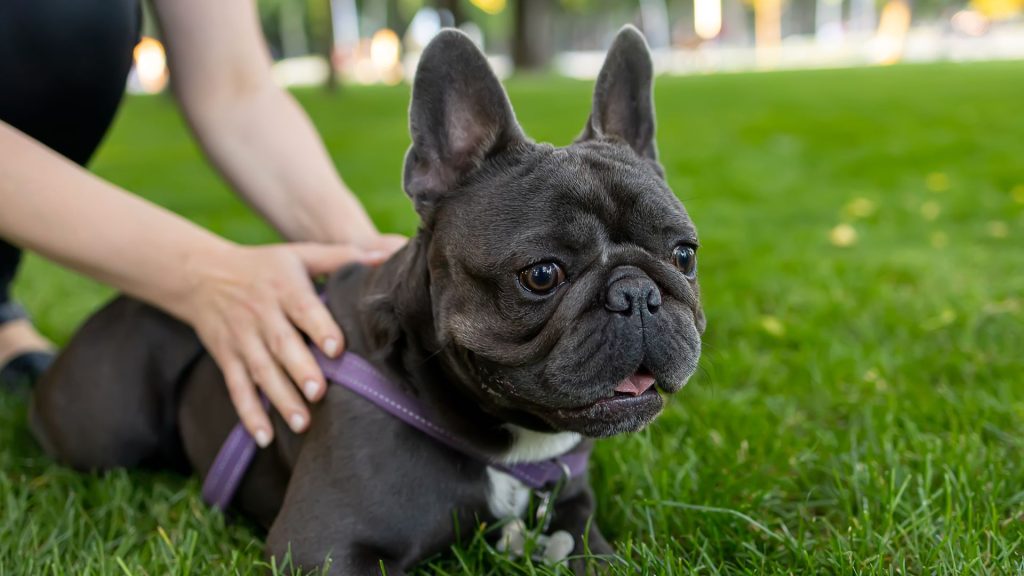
[178,239,404,447]
[360,233,408,256]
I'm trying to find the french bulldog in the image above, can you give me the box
[29,25,704,575]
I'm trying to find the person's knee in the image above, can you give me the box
[0,0,140,165]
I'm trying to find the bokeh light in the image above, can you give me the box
[469,0,507,15]
[132,37,168,94]
[369,28,403,85]
[694,0,723,40]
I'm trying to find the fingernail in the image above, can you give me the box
[365,250,385,260]
[324,338,340,357]
[289,413,307,432]
[254,429,271,448]
[303,379,321,400]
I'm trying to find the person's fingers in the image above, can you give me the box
[290,243,375,276]
[366,234,408,259]
[358,251,390,266]
[240,335,310,434]
[285,284,344,359]
[262,309,327,402]
[217,350,274,447]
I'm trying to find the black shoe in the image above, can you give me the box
[0,302,56,391]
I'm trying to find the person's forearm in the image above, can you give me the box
[1,120,404,441]
[0,121,231,320]
[179,81,377,245]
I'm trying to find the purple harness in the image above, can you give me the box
[202,350,591,510]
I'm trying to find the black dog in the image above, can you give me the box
[30,26,704,574]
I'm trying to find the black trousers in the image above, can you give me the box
[0,0,140,304]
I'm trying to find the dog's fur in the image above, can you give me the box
[29,26,704,574]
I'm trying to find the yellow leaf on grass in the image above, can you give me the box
[983,298,1021,315]
[830,223,858,247]
[863,368,888,391]
[920,201,941,221]
[1012,185,1024,205]
[760,315,786,337]
[926,172,950,192]
[988,220,1009,238]
[922,307,957,330]
[843,197,877,219]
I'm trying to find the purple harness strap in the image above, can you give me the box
[202,351,591,510]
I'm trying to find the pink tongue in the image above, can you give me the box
[614,373,656,396]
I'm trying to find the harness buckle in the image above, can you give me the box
[533,459,572,532]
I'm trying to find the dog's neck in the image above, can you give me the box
[322,232,517,456]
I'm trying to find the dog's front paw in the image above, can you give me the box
[567,541,617,576]
[542,530,574,563]
[497,519,576,565]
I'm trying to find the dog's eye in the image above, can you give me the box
[518,262,566,295]
[672,245,697,278]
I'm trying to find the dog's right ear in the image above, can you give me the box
[403,30,525,213]
[579,25,658,162]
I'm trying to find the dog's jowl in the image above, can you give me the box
[30,25,704,575]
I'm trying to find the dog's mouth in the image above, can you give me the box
[473,355,679,437]
[541,366,665,437]
[612,368,657,397]
[583,367,660,410]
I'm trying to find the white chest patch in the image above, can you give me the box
[485,426,582,520]
[500,426,581,465]
[486,467,531,519]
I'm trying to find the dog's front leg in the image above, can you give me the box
[324,547,407,576]
[264,390,474,575]
[547,481,615,575]
[265,535,407,576]
[266,506,412,576]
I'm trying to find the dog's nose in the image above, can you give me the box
[605,271,661,316]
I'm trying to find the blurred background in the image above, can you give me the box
[128,0,1024,94]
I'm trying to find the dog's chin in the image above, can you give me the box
[538,388,665,438]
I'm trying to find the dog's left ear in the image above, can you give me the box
[404,29,526,213]
[579,25,658,162]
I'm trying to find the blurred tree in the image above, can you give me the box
[512,0,554,70]
[257,0,284,57]
[399,0,427,22]
[386,0,404,32]
[307,0,339,91]
[258,0,311,57]
[282,0,310,57]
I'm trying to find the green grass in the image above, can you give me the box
[3,60,1024,574]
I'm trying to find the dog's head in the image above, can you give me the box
[402,26,704,438]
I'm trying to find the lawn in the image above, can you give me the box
[3,61,1024,574]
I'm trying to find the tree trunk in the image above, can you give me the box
[512,0,554,71]
[279,0,310,59]
[387,0,404,35]
[317,0,338,93]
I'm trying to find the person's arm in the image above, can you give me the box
[0,121,390,446]
[152,0,376,246]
